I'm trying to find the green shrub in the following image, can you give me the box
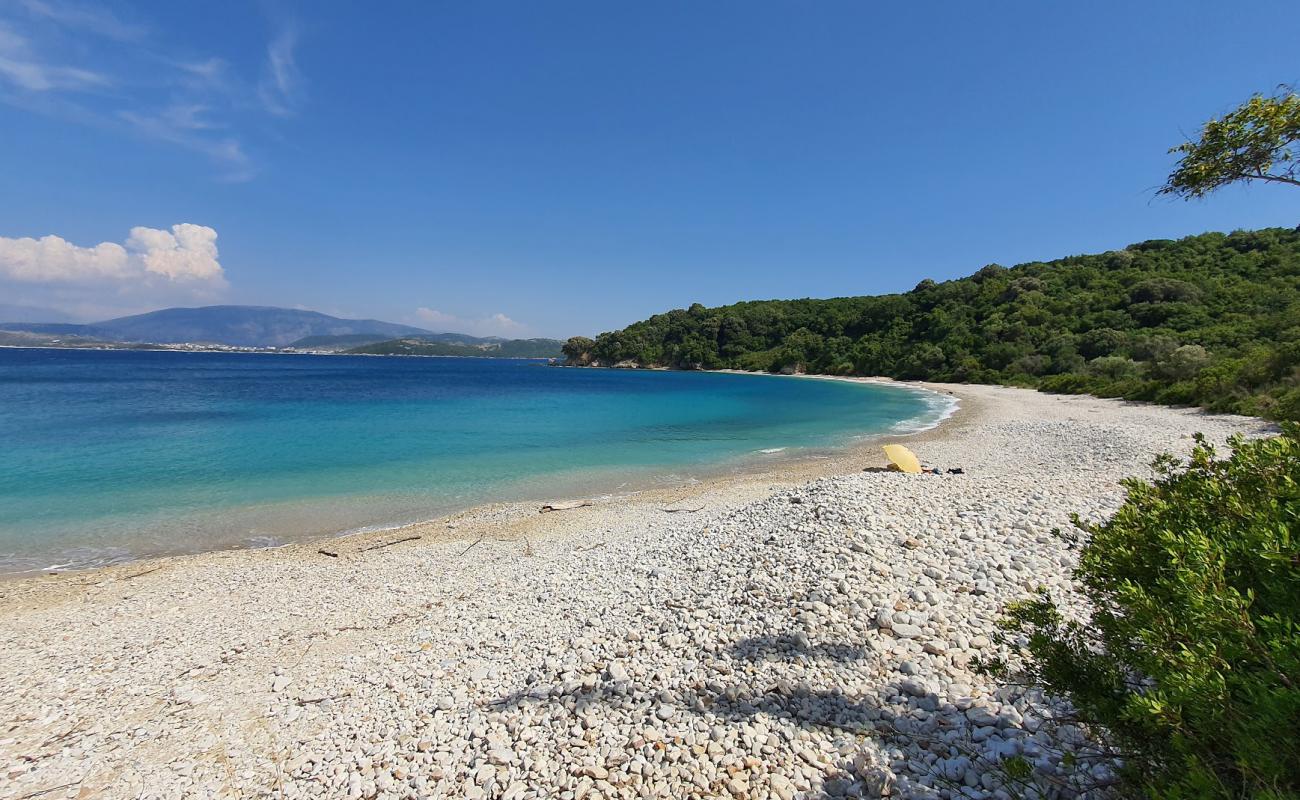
[1274,389,1300,422]
[1088,356,1141,381]
[985,428,1300,798]
[1154,344,1212,381]
[1153,380,1198,406]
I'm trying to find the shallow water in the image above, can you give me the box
[0,349,952,573]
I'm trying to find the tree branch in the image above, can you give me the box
[1252,173,1300,188]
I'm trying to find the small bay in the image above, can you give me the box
[0,348,950,574]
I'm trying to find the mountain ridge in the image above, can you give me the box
[343,337,563,358]
[0,305,449,348]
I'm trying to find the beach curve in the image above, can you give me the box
[0,383,1272,799]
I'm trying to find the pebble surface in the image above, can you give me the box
[0,382,1271,799]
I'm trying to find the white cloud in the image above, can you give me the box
[0,224,226,286]
[0,224,229,320]
[257,25,302,117]
[127,223,224,281]
[483,312,525,333]
[416,308,529,338]
[0,234,128,281]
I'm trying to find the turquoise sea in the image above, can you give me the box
[0,349,953,574]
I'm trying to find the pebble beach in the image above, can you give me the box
[0,382,1272,800]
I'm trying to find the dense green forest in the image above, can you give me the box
[346,337,563,358]
[565,227,1300,420]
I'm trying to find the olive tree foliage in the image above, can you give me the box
[561,336,596,365]
[982,429,1300,798]
[1161,85,1300,198]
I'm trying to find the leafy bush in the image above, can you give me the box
[986,428,1300,798]
[1088,356,1141,381]
[561,336,596,365]
[1154,344,1212,381]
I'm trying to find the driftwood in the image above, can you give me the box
[296,692,350,706]
[122,566,163,580]
[660,506,704,514]
[540,500,593,513]
[458,537,485,557]
[16,782,79,800]
[359,535,421,553]
[317,549,339,558]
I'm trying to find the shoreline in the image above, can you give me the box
[0,375,967,588]
[2,384,1274,799]
[0,343,559,359]
[0,372,960,584]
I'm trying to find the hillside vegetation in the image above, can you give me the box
[346,337,563,358]
[567,227,1300,420]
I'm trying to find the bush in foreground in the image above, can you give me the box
[984,426,1300,798]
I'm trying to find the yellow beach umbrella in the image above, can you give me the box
[882,444,923,474]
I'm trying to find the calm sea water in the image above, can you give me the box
[0,349,952,574]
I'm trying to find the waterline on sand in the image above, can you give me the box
[0,383,1272,799]
[0,351,954,574]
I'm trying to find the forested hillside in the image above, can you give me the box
[566,228,1300,420]
[346,337,563,358]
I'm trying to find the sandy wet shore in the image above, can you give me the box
[0,383,1271,799]
[0,370,958,583]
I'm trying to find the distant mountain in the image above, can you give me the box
[399,332,497,345]
[93,306,435,347]
[288,331,499,350]
[345,337,564,358]
[0,322,89,335]
[0,329,101,347]
[286,333,400,351]
[0,305,436,347]
[0,304,77,324]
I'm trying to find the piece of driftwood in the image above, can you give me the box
[359,535,421,553]
[317,549,339,557]
[540,500,593,513]
[660,506,704,514]
[122,566,163,580]
[295,692,350,706]
[458,536,485,557]
[16,781,79,800]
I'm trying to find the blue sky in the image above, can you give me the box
[0,1,1297,337]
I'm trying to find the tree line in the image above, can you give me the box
[564,227,1300,421]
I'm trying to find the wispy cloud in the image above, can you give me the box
[257,24,302,117]
[416,308,530,337]
[0,2,305,180]
[0,20,109,91]
[118,106,254,181]
[173,57,229,92]
[15,0,145,41]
